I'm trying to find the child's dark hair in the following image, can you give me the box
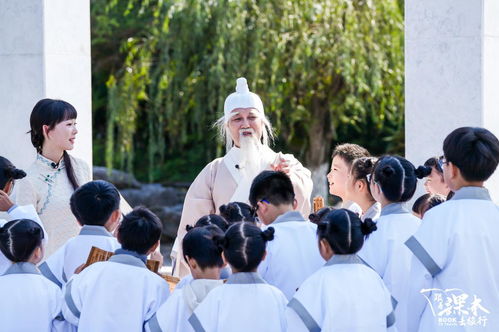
[332,143,370,168]
[249,171,295,207]
[0,156,26,190]
[412,194,446,217]
[351,157,378,195]
[221,222,274,272]
[118,207,162,255]
[372,156,427,202]
[70,180,120,226]
[29,99,79,190]
[183,225,224,269]
[191,214,229,232]
[443,127,499,182]
[317,209,376,254]
[309,207,334,224]
[219,202,256,224]
[424,157,442,174]
[0,219,44,262]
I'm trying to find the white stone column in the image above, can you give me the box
[0,0,92,170]
[405,0,499,203]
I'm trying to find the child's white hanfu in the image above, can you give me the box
[145,278,223,332]
[258,211,325,299]
[0,262,69,332]
[39,225,120,287]
[405,187,499,332]
[287,254,395,332]
[358,203,420,331]
[62,249,170,332]
[189,272,288,332]
[0,204,47,275]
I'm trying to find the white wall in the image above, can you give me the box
[406,0,499,203]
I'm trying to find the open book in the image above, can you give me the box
[313,196,325,213]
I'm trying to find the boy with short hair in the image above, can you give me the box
[405,127,499,332]
[39,180,121,287]
[327,143,369,212]
[62,207,169,332]
[250,171,324,300]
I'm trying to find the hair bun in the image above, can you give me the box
[11,169,27,180]
[261,227,275,241]
[219,204,228,214]
[212,233,226,252]
[308,213,321,224]
[381,165,395,177]
[361,218,377,236]
[415,166,431,179]
[365,158,373,168]
[185,225,194,232]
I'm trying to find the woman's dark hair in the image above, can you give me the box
[318,209,376,254]
[70,180,120,226]
[29,99,79,190]
[351,157,378,195]
[372,156,427,202]
[221,222,274,272]
[309,207,334,224]
[118,207,162,255]
[219,202,256,224]
[0,219,44,262]
[443,127,499,182]
[191,214,229,232]
[0,156,26,190]
[183,225,224,269]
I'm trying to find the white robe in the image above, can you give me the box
[145,278,224,332]
[62,251,170,332]
[286,254,395,332]
[172,147,313,277]
[362,202,382,221]
[0,204,47,275]
[0,262,69,332]
[188,272,288,332]
[405,186,499,332]
[358,203,421,331]
[39,225,120,288]
[257,211,325,300]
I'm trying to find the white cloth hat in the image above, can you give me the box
[223,77,264,123]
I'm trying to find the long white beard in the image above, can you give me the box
[239,130,265,179]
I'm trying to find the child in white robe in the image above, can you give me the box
[189,222,288,332]
[358,155,427,330]
[175,215,231,290]
[0,156,48,275]
[0,219,68,332]
[145,225,225,332]
[345,157,382,221]
[249,171,324,300]
[406,127,499,332]
[39,180,121,287]
[62,207,169,332]
[287,209,395,331]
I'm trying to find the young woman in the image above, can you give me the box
[14,99,91,255]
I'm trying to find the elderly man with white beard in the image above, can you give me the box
[171,77,313,277]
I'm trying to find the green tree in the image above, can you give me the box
[91,0,404,184]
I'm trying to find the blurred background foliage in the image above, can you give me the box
[91,0,405,183]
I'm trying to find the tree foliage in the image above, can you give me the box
[91,0,404,182]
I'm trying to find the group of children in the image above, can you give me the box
[1,126,499,331]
